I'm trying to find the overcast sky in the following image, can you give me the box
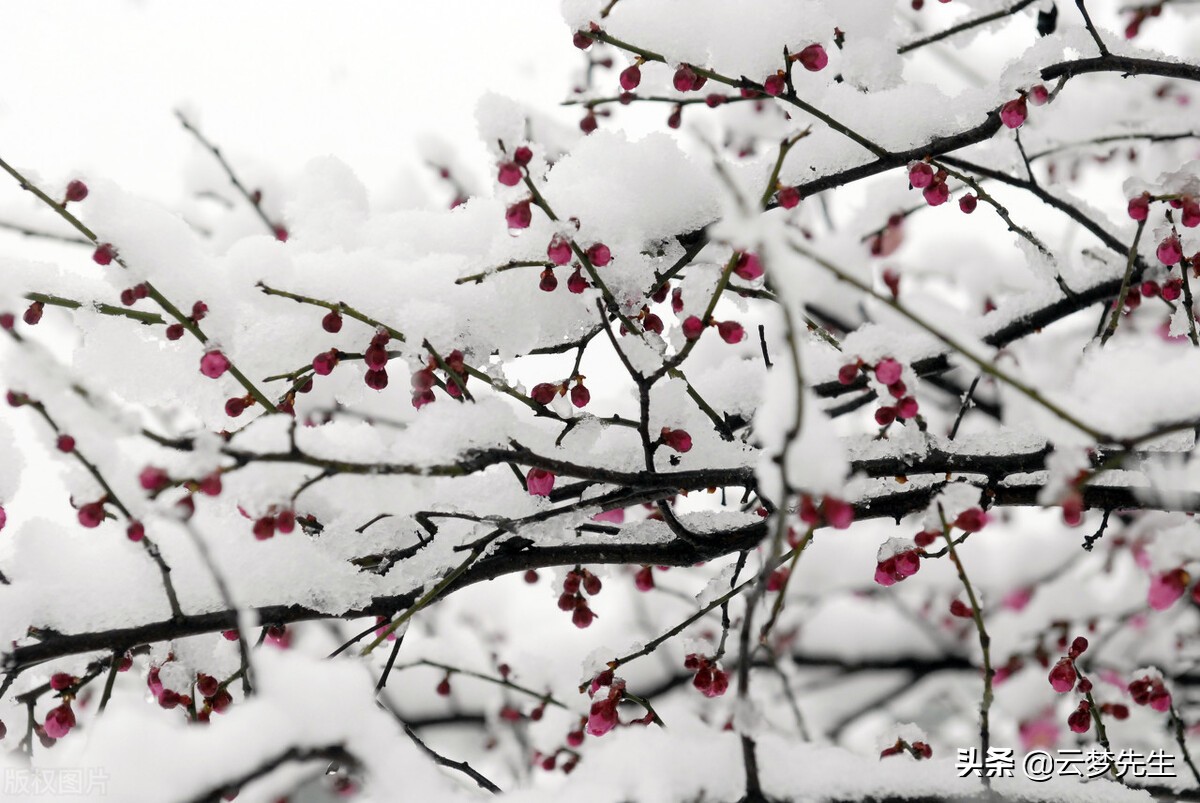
[0,1,576,208]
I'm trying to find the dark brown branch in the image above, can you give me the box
[897,0,1039,54]
[188,744,356,803]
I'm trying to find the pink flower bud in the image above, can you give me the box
[200,350,230,379]
[197,674,220,698]
[313,350,338,376]
[527,468,556,497]
[532,383,559,405]
[1182,197,1200,228]
[1148,568,1189,610]
[78,501,105,528]
[717,320,745,344]
[822,497,854,529]
[139,466,169,491]
[619,64,641,91]
[883,268,901,298]
[914,529,939,548]
[497,162,522,186]
[65,180,89,203]
[547,237,572,266]
[50,673,75,691]
[224,397,247,417]
[682,315,705,340]
[572,605,595,628]
[93,243,117,265]
[767,567,790,592]
[923,180,949,206]
[253,516,276,541]
[1157,235,1183,265]
[733,252,763,280]
[894,550,921,578]
[587,243,612,266]
[660,428,692,453]
[365,368,388,390]
[276,508,295,534]
[1128,193,1150,221]
[874,358,902,385]
[1000,96,1028,128]
[322,310,343,333]
[412,389,436,409]
[43,703,76,739]
[506,200,532,229]
[567,267,589,293]
[210,688,233,713]
[564,571,581,594]
[634,566,654,591]
[908,163,934,189]
[797,43,828,72]
[364,343,389,371]
[582,570,601,596]
[953,508,987,532]
[1067,705,1091,734]
[23,302,43,325]
[703,668,729,697]
[673,65,698,92]
[1049,658,1077,692]
[586,700,618,736]
[570,383,590,408]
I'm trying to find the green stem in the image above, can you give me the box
[938,506,993,786]
[1100,218,1147,345]
[256,282,405,342]
[26,292,166,326]
[0,153,277,413]
[590,30,889,158]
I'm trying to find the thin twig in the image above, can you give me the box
[1100,218,1147,345]
[1075,0,1111,56]
[175,111,281,236]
